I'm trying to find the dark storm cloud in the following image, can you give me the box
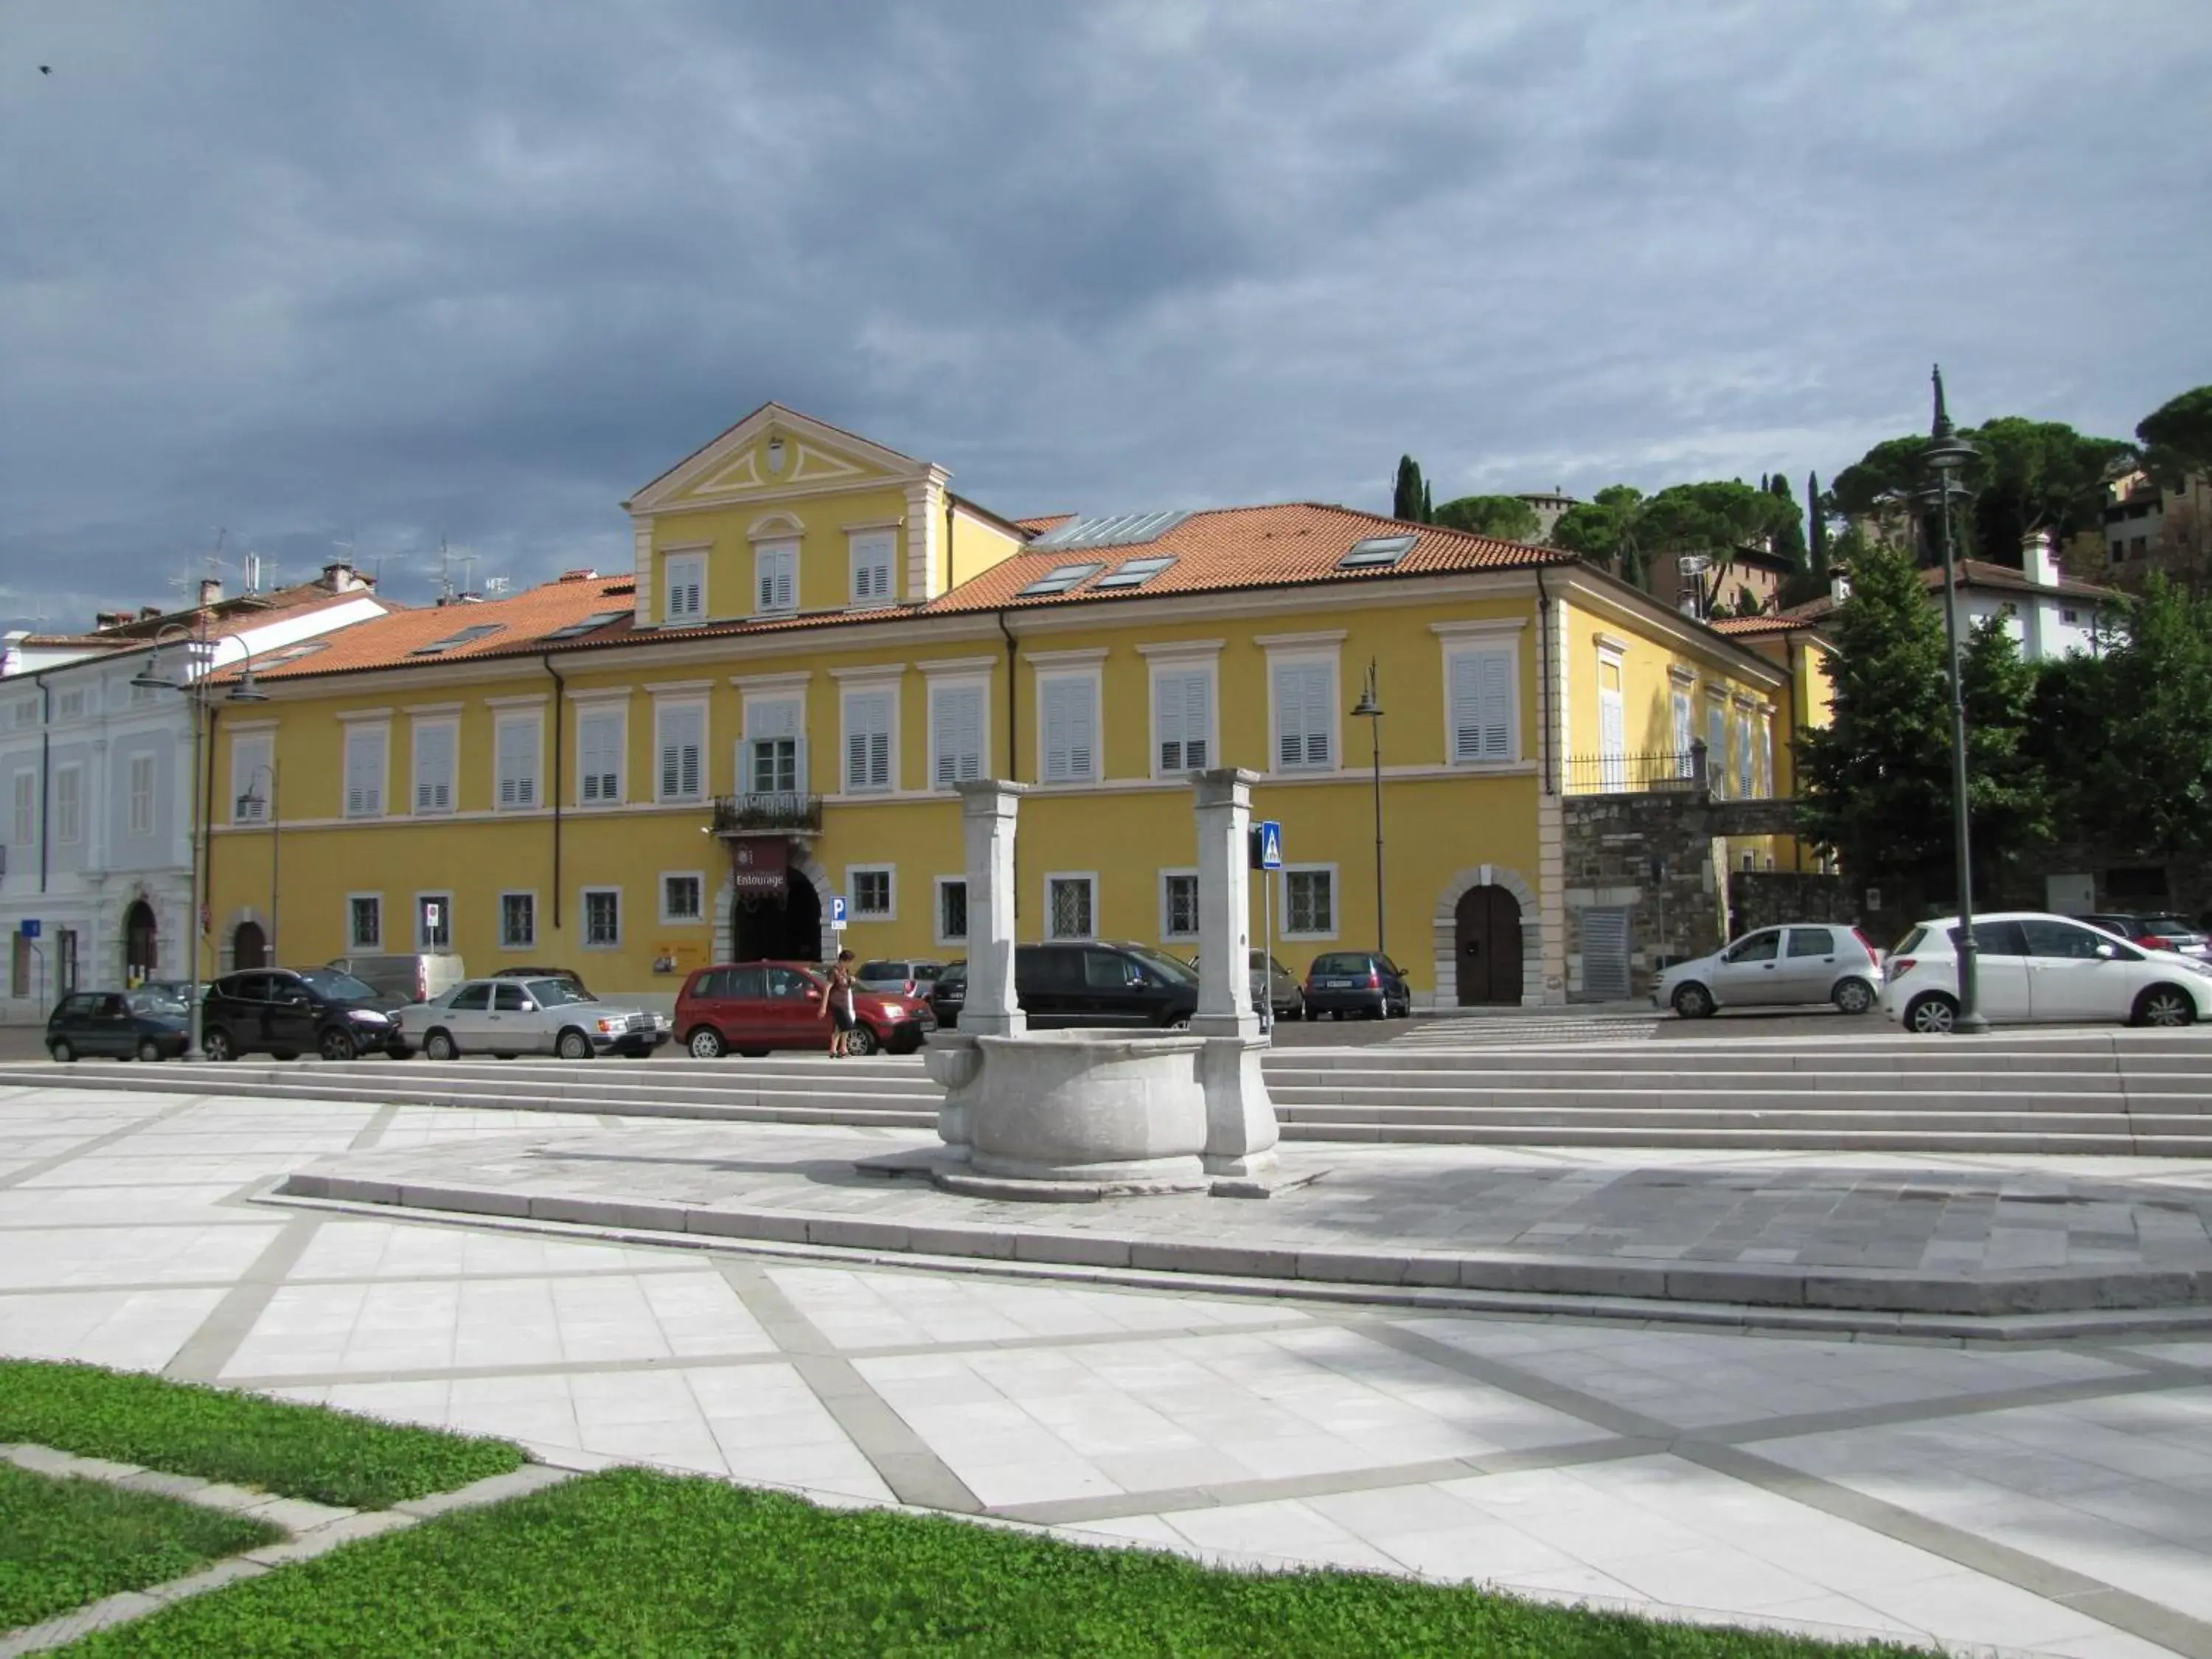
[3,1,2208,629]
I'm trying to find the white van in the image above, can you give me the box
[326,953,468,1006]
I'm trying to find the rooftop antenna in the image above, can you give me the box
[483,574,512,596]
[242,552,262,594]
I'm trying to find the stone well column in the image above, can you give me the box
[954,778,1026,1039]
[1187,768,1279,1186]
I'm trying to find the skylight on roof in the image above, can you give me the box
[1028,511,1191,552]
[1091,554,1177,591]
[1339,534,1418,569]
[410,622,506,656]
[543,610,628,641]
[1016,562,1103,597]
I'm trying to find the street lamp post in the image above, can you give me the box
[131,625,268,1059]
[237,762,280,964]
[1350,659,1385,957]
[1921,364,1987,1035]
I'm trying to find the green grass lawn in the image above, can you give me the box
[0,1362,521,1511]
[67,1467,1934,1658]
[0,1464,279,1632]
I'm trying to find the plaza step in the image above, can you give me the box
[7,1032,2212,1154]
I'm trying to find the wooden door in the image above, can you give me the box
[1454,886,1523,1005]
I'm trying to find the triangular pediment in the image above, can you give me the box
[627,403,936,514]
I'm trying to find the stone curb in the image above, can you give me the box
[273,1178,2212,1340]
[0,1444,580,1657]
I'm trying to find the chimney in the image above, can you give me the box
[138,605,162,622]
[2022,529,2059,587]
[94,611,132,630]
[320,560,363,592]
[198,577,223,608]
[1830,570,1852,605]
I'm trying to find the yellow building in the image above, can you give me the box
[205,403,1826,1009]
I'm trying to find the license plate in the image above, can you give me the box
[1320,978,1350,989]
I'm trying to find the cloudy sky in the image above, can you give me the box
[4,1,2208,628]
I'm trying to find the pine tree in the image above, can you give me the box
[1807,470,1827,577]
[1392,456,1425,522]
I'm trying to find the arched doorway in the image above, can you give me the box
[232,920,268,971]
[1454,886,1523,1005]
[733,869,822,963]
[124,901,159,984]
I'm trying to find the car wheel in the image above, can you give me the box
[687,1026,726,1060]
[1671,982,1716,1020]
[425,1029,458,1062]
[2133,985,2197,1028]
[271,1049,300,1062]
[319,1028,357,1062]
[49,1038,75,1063]
[557,1027,594,1060]
[202,1027,235,1062]
[136,1037,162,1063]
[1905,992,1959,1034]
[1833,977,1876,1016]
[846,1024,880,1057]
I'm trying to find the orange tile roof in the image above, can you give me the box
[223,574,636,682]
[926,503,1568,614]
[1014,513,1074,535]
[1708,613,1821,637]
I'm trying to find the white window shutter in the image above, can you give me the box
[1279,663,1330,768]
[1478,652,1513,759]
[658,706,703,800]
[1183,672,1209,771]
[346,729,384,815]
[1043,680,1071,780]
[846,691,891,791]
[1155,673,1182,773]
[1272,664,1302,769]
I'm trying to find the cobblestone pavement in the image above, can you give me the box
[6,1081,2212,1657]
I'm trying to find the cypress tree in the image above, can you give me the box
[1392,456,1422,521]
[1808,470,1828,578]
[1421,481,1433,524]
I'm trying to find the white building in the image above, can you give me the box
[2,568,387,1018]
[1801,531,2118,663]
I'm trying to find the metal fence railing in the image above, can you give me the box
[1560,746,1708,796]
[709,792,824,835]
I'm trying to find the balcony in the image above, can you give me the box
[1560,745,1708,796]
[709,792,824,838]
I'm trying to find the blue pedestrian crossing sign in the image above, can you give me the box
[829,895,848,930]
[1256,821,1284,871]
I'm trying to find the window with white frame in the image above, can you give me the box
[1152,665,1212,775]
[411,721,456,815]
[1448,646,1516,764]
[1271,658,1335,771]
[930,681,984,788]
[57,689,84,720]
[1736,709,1754,798]
[9,771,32,845]
[745,698,803,794]
[417,892,453,950]
[1040,674,1099,783]
[1705,702,1727,797]
[849,531,896,608]
[500,891,536,949]
[663,552,706,622]
[661,872,703,923]
[1671,684,1696,779]
[128,754,156,837]
[1046,874,1096,940]
[936,877,968,944]
[495,714,540,809]
[577,706,625,804]
[348,894,382,951]
[232,734,272,823]
[1761,716,1775,797]
[344,724,387,818]
[849,865,894,918]
[755,540,798,614]
[52,765,81,844]
[843,686,894,793]
[11,696,36,727]
[1161,871,1200,939]
[583,887,621,947]
[1284,866,1335,937]
[655,700,706,802]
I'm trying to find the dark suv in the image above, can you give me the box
[1302,950,1413,1019]
[931,943,1198,1029]
[201,967,403,1061]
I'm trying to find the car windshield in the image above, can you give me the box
[1893,928,1927,956]
[1121,945,1199,985]
[128,991,185,1017]
[936,962,966,988]
[1311,953,1373,975]
[2140,917,2197,937]
[526,978,589,1006]
[295,968,378,1001]
[858,961,904,979]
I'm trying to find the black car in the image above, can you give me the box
[201,967,403,1061]
[930,944,1198,1029]
[46,990,190,1062]
[1301,950,1413,1019]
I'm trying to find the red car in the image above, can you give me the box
[674,960,936,1058]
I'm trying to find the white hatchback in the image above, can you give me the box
[1880,911,2212,1033]
[1655,923,1885,1019]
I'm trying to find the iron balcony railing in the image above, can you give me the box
[1560,744,1709,796]
[709,792,824,835]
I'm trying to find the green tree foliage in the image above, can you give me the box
[1958,611,2048,887]
[1830,422,2134,564]
[1551,485,1646,585]
[1392,456,1426,523]
[1421,480,1432,524]
[1766,473,1809,569]
[1431,493,1541,541]
[2138,385,2212,486]
[1779,470,1832,608]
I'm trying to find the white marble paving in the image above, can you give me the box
[0,1221,283,1289]
[0,1285,230,1369]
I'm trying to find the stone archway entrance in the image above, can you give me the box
[733,875,821,963]
[124,901,159,983]
[1453,886,1524,1005]
[232,919,268,971]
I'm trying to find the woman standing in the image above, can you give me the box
[827,950,858,1058]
